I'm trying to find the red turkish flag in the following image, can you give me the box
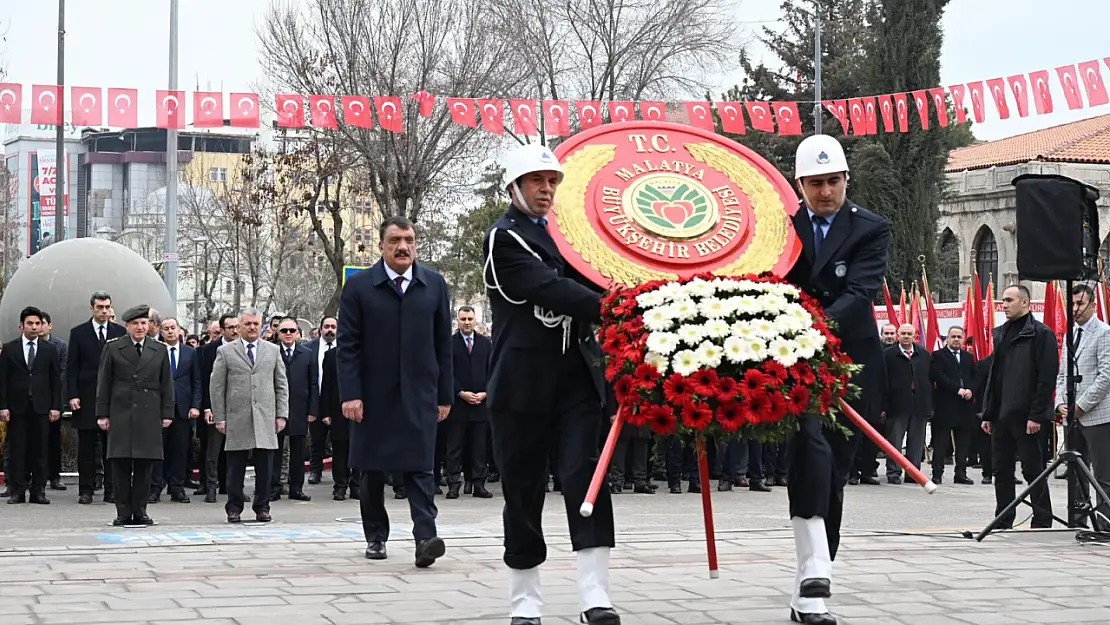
[863,98,878,134]
[193,91,223,128]
[412,91,435,118]
[575,101,602,130]
[478,99,505,136]
[928,88,949,127]
[874,95,893,133]
[685,102,714,131]
[640,101,666,121]
[1078,60,1109,107]
[341,96,373,129]
[715,102,745,134]
[0,84,20,124]
[985,78,1010,119]
[1055,65,1085,110]
[230,93,260,128]
[911,90,929,130]
[446,98,476,128]
[309,96,338,129]
[542,100,570,137]
[375,96,404,133]
[847,98,867,135]
[947,85,968,123]
[156,90,185,129]
[893,93,910,132]
[107,88,138,128]
[276,94,305,128]
[511,100,538,135]
[71,87,103,126]
[1004,76,1030,118]
[966,81,987,123]
[773,102,801,135]
[609,101,633,123]
[745,102,774,132]
[823,100,849,134]
[31,85,62,126]
[1028,71,1054,115]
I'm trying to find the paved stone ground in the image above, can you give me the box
[1,476,1108,624]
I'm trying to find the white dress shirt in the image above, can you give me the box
[384,263,413,294]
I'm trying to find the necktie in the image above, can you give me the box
[247,343,255,365]
[170,347,177,377]
[812,216,828,258]
[393,275,405,295]
[1076,327,1084,348]
[326,342,333,351]
[285,348,292,361]
[98,325,106,344]
[904,349,915,391]
[26,341,35,368]
[952,350,963,385]
[466,335,473,353]
[135,342,143,358]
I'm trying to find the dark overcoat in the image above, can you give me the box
[337,260,453,472]
[882,343,933,419]
[281,342,318,437]
[930,347,979,428]
[319,347,349,441]
[66,319,126,429]
[95,336,174,460]
[450,331,492,422]
[0,338,63,415]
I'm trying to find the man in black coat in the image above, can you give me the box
[39,311,68,492]
[882,325,933,484]
[483,143,617,625]
[319,346,356,500]
[783,134,890,625]
[149,317,201,503]
[930,326,978,485]
[272,317,316,501]
[306,316,337,485]
[0,306,63,504]
[444,305,493,499]
[66,291,126,504]
[196,314,238,502]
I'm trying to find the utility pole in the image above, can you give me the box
[164,0,180,316]
[813,6,823,134]
[55,0,66,240]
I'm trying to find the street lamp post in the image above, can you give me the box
[164,0,181,316]
[192,235,209,334]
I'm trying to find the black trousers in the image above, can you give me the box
[7,412,48,495]
[850,423,882,479]
[764,442,790,479]
[611,437,649,484]
[787,414,858,560]
[48,418,62,480]
[664,435,699,486]
[443,419,489,484]
[203,424,228,492]
[974,426,993,477]
[151,418,190,495]
[991,418,1053,528]
[272,433,307,493]
[931,422,974,479]
[331,437,352,490]
[308,418,330,473]
[111,458,153,521]
[78,428,112,496]
[225,449,273,515]
[359,469,437,543]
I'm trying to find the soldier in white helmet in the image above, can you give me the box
[482,142,619,625]
[782,135,891,625]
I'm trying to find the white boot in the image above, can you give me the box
[790,516,832,615]
[509,566,543,619]
[576,546,613,613]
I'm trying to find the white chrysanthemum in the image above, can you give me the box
[644,351,670,374]
[677,324,704,345]
[723,336,747,364]
[642,306,675,332]
[758,294,789,314]
[698,297,729,319]
[804,328,827,348]
[671,298,699,321]
[636,290,667,308]
[731,319,758,339]
[768,337,800,367]
[732,296,760,316]
[773,317,801,335]
[646,331,680,355]
[695,340,723,368]
[751,318,778,339]
[784,304,811,321]
[703,318,731,338]
[672,349,700,376]
[744,338,768,361]
[684,278,716,298]
[657,282,685,302]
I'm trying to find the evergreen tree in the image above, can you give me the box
[440,164,509,302]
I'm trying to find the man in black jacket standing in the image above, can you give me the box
[445,305,493,499]
[982,284,1058,528]
[881,324,933,484]
[930,326,978,485]
[272,317,316,501]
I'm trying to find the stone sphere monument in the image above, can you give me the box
[0,238,172,343]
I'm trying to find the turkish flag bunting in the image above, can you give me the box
[412,91,435,118]
[863,98,878,134]
[341,96,373,129]
[276,94,305,128]
[71,87,103,126]
[107,88,138,128]
[609,101,633,123]
[0,83,20,124]
[31,85,62,126]
[542,100,570,137]
[375,96,404,132]
[847,98,867,135]
[823,100,849,134]
[985,78,1010,119]
[575,101,602,130]
[156,90,185,129]
[745,101,775,132]
[948,84,968,123]
[966,81,987,123]
[478,99,505,136]
[1028,70,1054,115]
[1055,65,1085,110]
[511,100,538,135]
[893,93,910,132]
[1005,75,1031,117]
[911,90,929,130]
[309,96,338,129]
[877,95,895,133]
[230,93,260,128]
[685,102,714,131]
[774,102,801,135]
[193,91,224,128]
[446,98,476,128]
[1078,60,1109,107]
[640,101,666,121]
[715,102,745,134]
[928,88,949,127]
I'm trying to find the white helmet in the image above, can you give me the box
[503,142,564,189]
[794,134,849,179]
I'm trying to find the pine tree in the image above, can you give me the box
[440,164,509,302]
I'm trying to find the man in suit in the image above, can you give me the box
[783,134,890,625]
[0,306,63,504]
[319,344,356,500]
[209,309,289,523]
[930,326,978,485]
[483,143,618,625]
[197,314,238,502]
[338,215,453,568]
[149,317,201,503]
[38,311,68,493]
[445,305,493,499]
[306,316,337,485]
[96,305,175,526]
[272,316,316,501]
[882,324,933,483]
[67,291,127,504]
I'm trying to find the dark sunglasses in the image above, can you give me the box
[278,328,299,334]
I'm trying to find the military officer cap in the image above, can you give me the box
[121,304,151,323]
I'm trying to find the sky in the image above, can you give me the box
[3,0,1109,142]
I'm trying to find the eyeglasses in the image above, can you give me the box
[278,328,298,334]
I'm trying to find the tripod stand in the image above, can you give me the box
[975,279,1110,541]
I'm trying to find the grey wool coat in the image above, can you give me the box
[209,339,289,451]
[95,336,174,460]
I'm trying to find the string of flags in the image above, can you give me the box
[2,57,1108,137]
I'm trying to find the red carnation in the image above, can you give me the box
[786,386,810,415]
[716,401,745,433]
[647,405,679,436]
[634,363,662,389]
[691,368,720,397]
[741,369,769,393]
[663,374,695,408]
[682,403,714,431]
[613,375,637,402]
[762,361,788,383]
[716,376,740,403]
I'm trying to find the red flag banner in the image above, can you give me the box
[608,101,633,123]
[716,102,745,134]
[848,98,866,135]
[230,92,259,128]
[155,89,184,129]
[1029,70,1054,115]
[341,96,372,129]
[309,95,337,129]
[72,86,103,126]
[948,84,968,124]
[107,88,137,128]
[685,102,714,131]
[374,96,404,132]
[0,84,21,124]
[1078,60,1109,107]
[774,102,801,135]
[412,91,435,118]
[877,95,895,133]
[745,101,774,132]
[512,100,538,135]
[911,90,929,130]
[823,100,849,133]
[446,98,476,128]
[275,94,305,128]
[193,91,223,128]
[1006,75,1031,118]
[966,81,987,123]
[863,97,878,135]
[928,88,949,127]
[31,85,62,126]
[985,78,1011,119]
[478,99,504,136]
[640,101,666,121]
[1056,65,1085,110]
[575,101,601,130]
[543,100,570,137]
[893,93,910,132]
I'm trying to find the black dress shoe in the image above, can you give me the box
[434,485,443,495]
[185,479,200,490]
[50,478,66,491]
[473,484,494,498]
[932,476,943,485]
[227,512,241,523]
[289,491,311,501]
[204,492,217,503]
[365,541,387,560]
[414,536,445,568]
[848,475,860,485]
[749,479,772,492]
[446,485,461,499]
[510,617,541,625]
[170,493,191,503]
[668,483,682,494]
[78,493,93,505]
[348,487,360,500]
[860,475,880,485]
[147,493,160,504]
[688,483,701,493]
[954,475,974,485]
[982,476,993,484]
[270,492,282,502]
[308,470,322,485]
[776,476,790,487]
[464,481,473,495]
[790,608,837,624]
[7,494,25,504]
[799,578,831,598]
[134,515,154,525]
[112,517,130,526]
[717,480,732,491]
[394,490,407,500]
[193,486,208,496]
[333,489,347,501]
[488,473,500,483]
[256,511,272,523]
[580,607,621,624]
[30,493,50,505]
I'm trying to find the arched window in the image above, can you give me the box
[935,228,960,303]
[974,226,999,298]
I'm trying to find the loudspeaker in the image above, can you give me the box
[1013,173,1101,281]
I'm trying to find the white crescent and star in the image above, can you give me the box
[1064,73,1076,94]
[914,96,925,111]
[114,93,131,112]
[752,104,767,119]
[482,103,499,118]
[282,98,300,113]
[39,89,56,110]
[238,96,256,114]
[646,106,661,119]
[315,98,333,113]
[381,101,397,118]
[0,88,15,105]
[452,101,470,115]
[777,105,792,121]
[516,104,534,120]
[1085,68,1103,94]
[693,104,707,118]
[851,102,862,119]
[616,105,628,119]
[162,94,179,114]
[79,93,96,112]
[723,104,738,118]
[347,100,365,115]
[580,105,595,119]
[548,104,564,119]
[200,96,218,115]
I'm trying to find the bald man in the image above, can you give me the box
[881,324,933,484]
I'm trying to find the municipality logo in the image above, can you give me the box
[816,151,830,164]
